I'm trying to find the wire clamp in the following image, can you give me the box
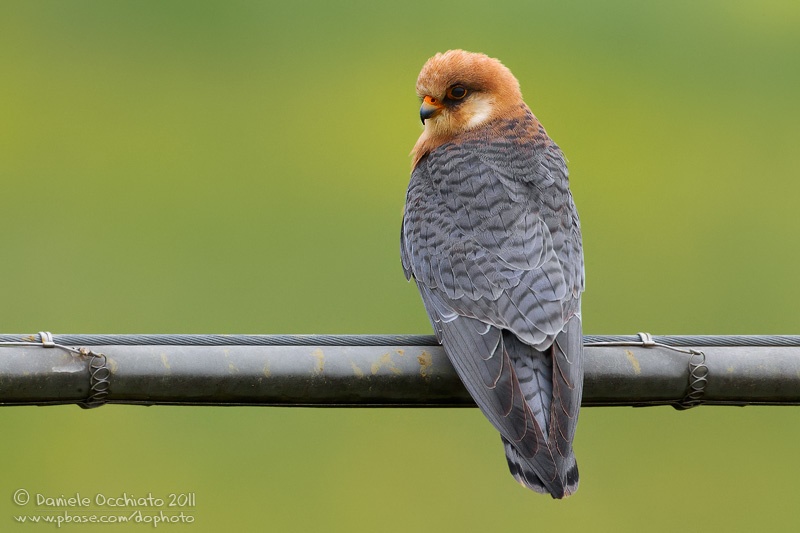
[39,331,55,348]
[637,332,655,346]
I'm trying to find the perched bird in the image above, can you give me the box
[401,50,585,498]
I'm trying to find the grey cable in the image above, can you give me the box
[1,333,799,347]
[2,332,799,407]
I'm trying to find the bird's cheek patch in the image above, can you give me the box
[465,94,495,129]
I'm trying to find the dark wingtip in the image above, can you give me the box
[503,436,567,498]
[563,459,580,497]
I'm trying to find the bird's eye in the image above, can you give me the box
[447,86,468,100]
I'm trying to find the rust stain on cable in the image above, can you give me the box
[311,349,325,375]
[625,350,642,375]
[418,351,433,378]
[350,361,365,377]
[372,353,401,375]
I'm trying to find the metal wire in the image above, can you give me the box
[2,333,799,347]
[584,334,800,347]
[0,333,439,346]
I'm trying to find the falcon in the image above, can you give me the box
[401,50,585,498]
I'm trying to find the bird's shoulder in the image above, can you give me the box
[410,108,575,238]
[402,107,583,347]
[422,108,567,192]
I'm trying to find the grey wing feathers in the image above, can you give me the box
[402,137,583,349]
[550,316,583,465]
[429,302,564,496]
[504,317,583,497]
[401,118,584,498]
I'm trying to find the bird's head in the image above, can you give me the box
[412,50,524,167]
[416,50,522,136]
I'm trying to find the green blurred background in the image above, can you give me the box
[1,0,799,531]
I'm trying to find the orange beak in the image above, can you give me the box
[420,95,444,124]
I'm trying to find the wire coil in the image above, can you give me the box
[77,348,111,409]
